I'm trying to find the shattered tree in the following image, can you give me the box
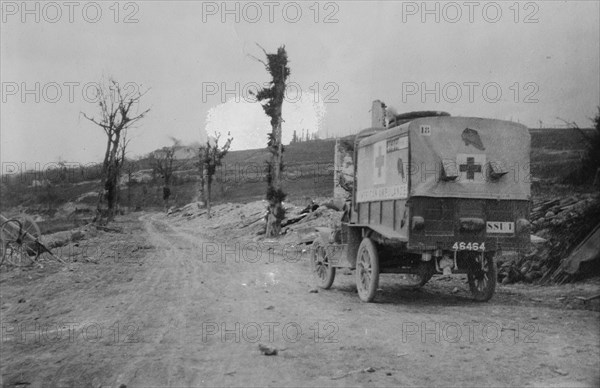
[116,129,132,210]
[201,132,233,218]
[150,137,185,210]
[252,45,290,237]
[196,144,207,206]
[82,79,150,222]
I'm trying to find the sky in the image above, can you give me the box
[1,0,599,169]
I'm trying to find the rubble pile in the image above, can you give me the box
[280,205,342,245]
[498,192,600,284]
[171,198,343,247]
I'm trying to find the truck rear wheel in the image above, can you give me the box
[356,237,380,302]
[310,238,335,289]
[467,251,497,302]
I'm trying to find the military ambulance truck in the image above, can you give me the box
[311,101,531,302]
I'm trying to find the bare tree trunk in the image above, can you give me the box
[106,167,118,221]
[128,169,132,209]
[266,117,284,236]
[97,135,113,215]
[105,130,122,221]
[266,76,286,236]
[206,177,212,218]
[199,167,206,205]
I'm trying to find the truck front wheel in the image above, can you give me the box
[356,237,380,302]
[310,238,336,289]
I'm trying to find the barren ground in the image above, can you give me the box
[1,211,599,387]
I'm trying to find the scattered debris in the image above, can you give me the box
[281,213,308,227]
[576,294,600,306]
[548,223,600,283]
[552,368,569,376]
[300,201,319,214]
[94,225,123,233]
[258,344,278,356]
[499,193,600,284]
[530,235,547,244]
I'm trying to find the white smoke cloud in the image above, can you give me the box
[204,89,326,150]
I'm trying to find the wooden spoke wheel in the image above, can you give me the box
[310,238,335,289]
[356,238,380,302]
[0,216,41,268]
[467,251,498,302]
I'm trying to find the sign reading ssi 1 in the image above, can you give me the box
[486,221,515,234]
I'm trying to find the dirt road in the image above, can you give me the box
[1,212,598,387]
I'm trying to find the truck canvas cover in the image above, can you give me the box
[409,117,530,200]
[357,117,531,201]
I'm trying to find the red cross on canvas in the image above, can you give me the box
[459,157,482,180]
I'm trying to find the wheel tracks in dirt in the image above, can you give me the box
[127,214,365,385]
[112,213,279,386]
[112,213,205,386]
